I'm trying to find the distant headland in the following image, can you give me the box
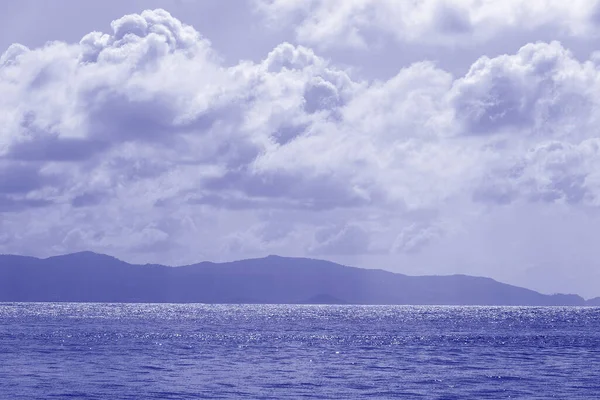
[0,251,597,306]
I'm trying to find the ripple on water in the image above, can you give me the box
[1,304,599,399]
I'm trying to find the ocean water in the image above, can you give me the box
[1,304,599,399]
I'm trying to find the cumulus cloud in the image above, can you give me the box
[255,0,600,49]
[451,41,597,136]
[3,9,600,296]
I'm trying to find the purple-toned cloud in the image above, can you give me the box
[256,0,600,49]
[2,8,600,297]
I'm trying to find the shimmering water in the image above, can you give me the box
[1,304,599,399]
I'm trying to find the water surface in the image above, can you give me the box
[1,304,599,399]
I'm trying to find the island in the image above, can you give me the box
[0,251,593,305]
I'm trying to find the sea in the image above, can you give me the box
[0,303,599,399]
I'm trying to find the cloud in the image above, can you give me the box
[4,16,597,219]
[309,224,371,255]
[0,196,52,213]
[255,0,600,49]
[0,43,29,66]
[475,139,600,206]
[392,223,444,254]
[3,9,600,296]
[451,41,596,136]
[71,191,106,208]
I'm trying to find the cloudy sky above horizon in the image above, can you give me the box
[2,0,600,297]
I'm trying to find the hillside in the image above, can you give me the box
[0,252,590,305]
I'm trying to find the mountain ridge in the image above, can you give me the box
[0,252,594,305]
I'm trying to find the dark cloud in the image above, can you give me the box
[0,195,52,213]
[0,164,51,194]
[71,191,106,208]
[9,136,109,162]
[83,89,182,143]
[8,112,109,162]
[202,169,371,211]
[271,123,308,145]
[105,156,171,182]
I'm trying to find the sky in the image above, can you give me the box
[2,0,600,298]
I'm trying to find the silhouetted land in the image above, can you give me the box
[0,252,593,305]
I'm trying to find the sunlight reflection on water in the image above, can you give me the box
[1,304,599,399]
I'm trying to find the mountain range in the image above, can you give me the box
[0,251,597,305]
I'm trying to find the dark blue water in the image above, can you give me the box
[1,304,599,399]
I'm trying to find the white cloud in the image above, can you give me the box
[3,9,600,296]
[451,41,599,137]
[255,0,600,49]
